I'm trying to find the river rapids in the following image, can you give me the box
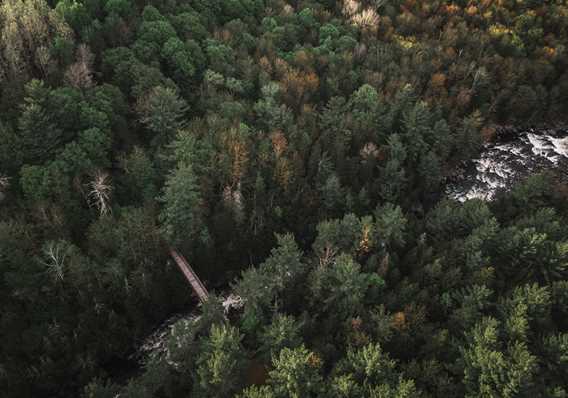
[446,127,568,202]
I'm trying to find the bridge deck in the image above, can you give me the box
[169,248,208,302]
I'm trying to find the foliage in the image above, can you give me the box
[0,0,567,397]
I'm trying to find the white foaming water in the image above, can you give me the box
[134,294,243,364]
[550,136,568,159]
[447,129,568,202]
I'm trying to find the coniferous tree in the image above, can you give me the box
[159,163,208,249]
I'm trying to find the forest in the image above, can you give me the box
[0,0,567,397]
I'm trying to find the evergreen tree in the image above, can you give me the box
[159,162,208,249]
[194,323,246,398]
[268,345,324,398]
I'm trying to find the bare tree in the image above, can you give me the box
[42,241,70,282]
[64,44,95,90]
[342,0,379,30]
[87,170,112,216]
[319,244,337,268]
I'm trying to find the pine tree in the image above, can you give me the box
[136,86,188,147]
[268,345,324,398]
[461,317,538,398]
[17,80,65,163]
[194,323,246,397]
[159,162,208,248]
[259,314,303,361]
[379,134,407,203]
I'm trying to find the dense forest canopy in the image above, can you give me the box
[0,0,567,397]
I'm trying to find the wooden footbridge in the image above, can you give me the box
[169,248,209,302]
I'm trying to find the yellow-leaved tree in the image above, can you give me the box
[0,0,72,81]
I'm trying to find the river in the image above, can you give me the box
[446,127,568,202]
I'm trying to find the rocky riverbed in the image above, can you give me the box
[446,127,568,201]
[133,294,243,364]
